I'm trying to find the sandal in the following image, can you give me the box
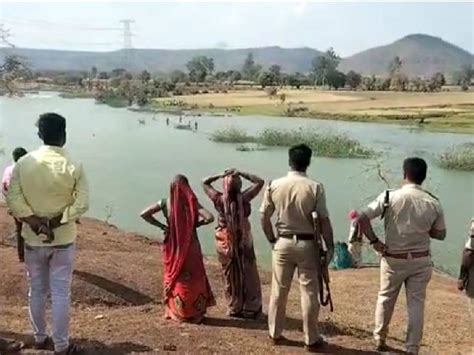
[0,338,24,353]
[54,343,85,355]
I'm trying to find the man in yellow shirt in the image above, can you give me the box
[7,113,89,355]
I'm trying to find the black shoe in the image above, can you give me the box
[54,343,85,355]
[304,339,327,353]
[269,336,288,346]
[375,339,388,352]
[0,338,24,353]
[34,336,54,351]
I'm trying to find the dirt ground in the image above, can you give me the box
[154,89,474,133]
[0,204,472,354]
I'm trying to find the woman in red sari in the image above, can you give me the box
[141,175,216,323]
[202,169,264,319]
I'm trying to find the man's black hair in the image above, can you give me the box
[403,157,428,185]
[12,147,28,162]
[37,113,66,146]
[289,144,312,172]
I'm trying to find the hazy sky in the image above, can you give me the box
[1,2,473,56]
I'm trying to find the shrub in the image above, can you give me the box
[438,143,474,171]
[210,127,255,143]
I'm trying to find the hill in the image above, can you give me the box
[339,34,474,77]
[0,204,472,354]
[0,33,472,77]
[0,46,322,74]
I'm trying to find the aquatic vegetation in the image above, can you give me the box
[210,127,255,144]
[437,143,474,171]
[236,144,268,152]
[210,126,375,158]
[257,128,375,158]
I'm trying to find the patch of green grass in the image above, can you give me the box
[257,128,375,158]
[437,143,474,171]
[210,126,375,158]
[210,127,255,144]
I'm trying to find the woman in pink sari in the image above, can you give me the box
[141,175,215,323]
[202,169,264,318]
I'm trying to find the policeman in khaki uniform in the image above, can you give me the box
[260,144,334,352]
[356,157,446,354]
[457,217,474,341]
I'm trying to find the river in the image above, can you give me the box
[1,93,473,275]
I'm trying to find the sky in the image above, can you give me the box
[1,2,473,56]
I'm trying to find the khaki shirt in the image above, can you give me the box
[364,184,445,253]
[7,145,89,247]
[466,218,474,250]
[260,171,328,235]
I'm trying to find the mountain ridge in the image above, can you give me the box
[1,33,472,77]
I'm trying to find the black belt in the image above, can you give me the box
[279,234,315,241]
[25,243,74,250]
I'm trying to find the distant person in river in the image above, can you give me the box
[2,147,28,262]
[140,175,216,324]
[202,169,264,319]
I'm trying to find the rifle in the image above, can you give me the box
[14,219,25,262]
[311,211,334,312]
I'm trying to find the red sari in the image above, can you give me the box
[162,176,215,323]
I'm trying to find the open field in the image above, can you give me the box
[0,204,472,354]
[153,89,474,134]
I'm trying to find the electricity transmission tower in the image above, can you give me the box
[119,19,134,69]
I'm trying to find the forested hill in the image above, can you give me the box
[0,34,472,76]
[0,46,322,74]
[339,34,473,77]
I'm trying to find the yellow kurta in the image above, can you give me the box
[7,145,89,247]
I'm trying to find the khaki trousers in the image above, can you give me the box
[268,238,321,345]
[374,256,432,354]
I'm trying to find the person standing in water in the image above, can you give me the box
[2,147,28,262]
[141,175,216,323]
[202,169,264,318]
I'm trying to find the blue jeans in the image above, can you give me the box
[24,244,75,352]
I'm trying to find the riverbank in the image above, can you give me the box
[0,204,471,354]
[153,89,474,134]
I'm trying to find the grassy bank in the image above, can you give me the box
[210,127,375,158]
[438,142,474,171]
[153,89,474,134]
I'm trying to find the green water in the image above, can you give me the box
[1,93,473,275]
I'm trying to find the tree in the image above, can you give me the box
[269,64,281,85]
[169,70,187,84]
[390,73,408,91]
[124,72,133,80]
[458,64,473,91]
[428,72,445,91]
[228,70,242,83]
[388,56,403,76]
[326,70,346,90]
[0,55,32,95]
[91,66,98,79]
[186,56,214,82]
[362,75,377,91]
[242,53,262,81]
[346,70,362,90]
[139,70,151,83]
[97,71,109,80]
[258,71,277,88]
[311,48,341,86]
[111,68,127,78]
